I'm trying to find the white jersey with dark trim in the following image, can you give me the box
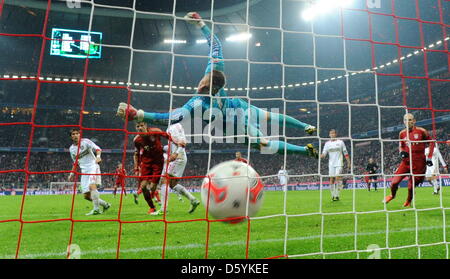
[322,140,348,168]
[69,138,101,172]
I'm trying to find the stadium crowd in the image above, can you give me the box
[1,63,449,191]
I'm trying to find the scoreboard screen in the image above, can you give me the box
[50,28,102,59]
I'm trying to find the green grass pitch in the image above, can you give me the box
[1,187,449,259]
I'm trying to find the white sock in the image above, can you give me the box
[432,180,439,192]
[98,198,107,207]
[90,189,100,210]
[173,184,196,202]
[160,184,169,212]
[330,184,336,199]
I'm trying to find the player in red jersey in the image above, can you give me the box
[113,162,127,197]
[384,113,435,207]
[133,121,166,214]
[234,151,249,164]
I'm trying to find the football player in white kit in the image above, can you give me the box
[277,167,289,191]
[153,123,200,215]
[320,129,351,201]
[68,128,111,215]
[425,143,448,195]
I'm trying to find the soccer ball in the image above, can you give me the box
[201,160,264,223]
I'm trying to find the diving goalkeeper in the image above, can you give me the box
[117,12,318,158]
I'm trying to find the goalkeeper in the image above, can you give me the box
[117,12,318,157]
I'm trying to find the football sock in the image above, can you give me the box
[160,184,168,212]
[173,184,196,202]
[154,190,161,202]
[142,188,155,209]
[90,189,100,210]
[432,180,439,193]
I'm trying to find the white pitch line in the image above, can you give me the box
[1,224,447,259]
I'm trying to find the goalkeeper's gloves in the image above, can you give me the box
[400,151,409,159]
[184,12,206,28]
[116,102,144,121]
[426,159,433,167]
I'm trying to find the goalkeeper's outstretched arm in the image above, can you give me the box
[185,12,227,97]
[184,12,224,74]
[116,96,205,125]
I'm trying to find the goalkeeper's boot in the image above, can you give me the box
[306,144,319,159]
[189,199,200,214]
[383,195,394,204]
[86,209,101,216]
[403,200,411,207]
[133,193,139,205]
[304,125,317,135]
[102,202,111,212]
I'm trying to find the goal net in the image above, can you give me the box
[0,0,449,259]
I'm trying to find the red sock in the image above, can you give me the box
[154,190,161,202]
[137,188,142,195]
[143,189,155,209]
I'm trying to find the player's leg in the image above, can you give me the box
[152,190,161,204]
[80,173,101,215]
[430,176,440,194]
[329,176,336,201]
[113,183,118,197]
[335,170,344,200]
[140,180,156,213]
[93,165,111,212]
[169,158,200,213]
[122,180,127,196]
[147,163,163,214]
[133,180,141,205]
[86,183,102,215]
[384,161,409,203]
[158,177,170,215]
[171,180,200,214]
[167,160,200,213]
[247,124,318,157]
[404,160,426,206]
[250,105,316,135]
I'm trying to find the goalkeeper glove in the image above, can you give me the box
[184,12,206,28]
[426,159,433,167]
[400,151,409,159]
[117,102,144,121]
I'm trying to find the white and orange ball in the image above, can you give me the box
[201,160,264,223]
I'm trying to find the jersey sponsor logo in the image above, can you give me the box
[72,145,90,159]
[414,133,419,139]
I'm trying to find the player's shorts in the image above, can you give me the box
[115,178,125,187]
[140,161,163,184]
[394,158,426,185]
[162,159,186,178]
[425,165,438,178]
[329,165,343,177]
[80,164,101,194]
